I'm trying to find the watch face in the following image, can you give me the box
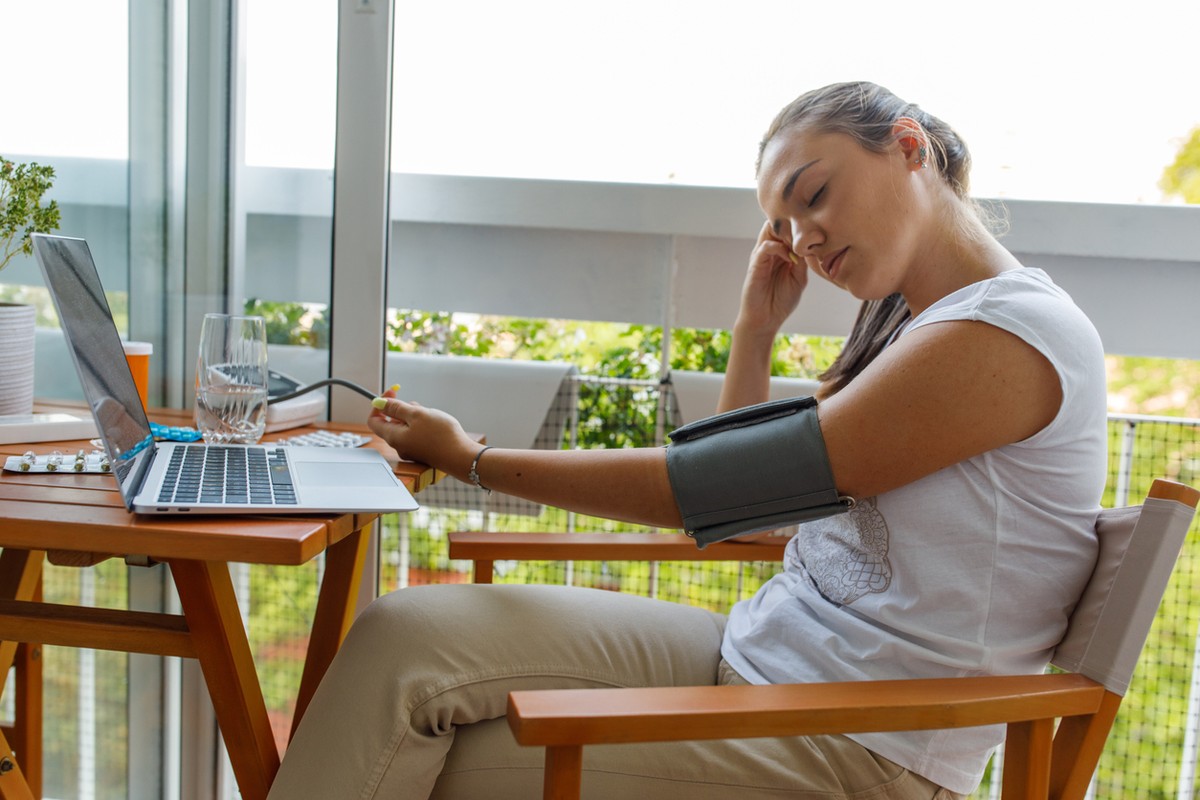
[267,370,304,399]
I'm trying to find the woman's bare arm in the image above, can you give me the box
[817,318,1061,500]
[368,397,683,529]
[369,317,1059,529]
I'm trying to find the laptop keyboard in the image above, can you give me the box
[158,445,298,505]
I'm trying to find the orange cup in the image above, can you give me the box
[122,341,153,411]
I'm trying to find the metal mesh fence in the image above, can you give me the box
[1085,415,1200,800]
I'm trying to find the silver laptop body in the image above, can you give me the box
[32,233,419,515]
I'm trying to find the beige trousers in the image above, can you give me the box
[269,584,959,799]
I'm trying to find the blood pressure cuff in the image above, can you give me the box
[666,395,852,548]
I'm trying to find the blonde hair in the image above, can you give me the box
[757,82,969,196]
[759,82,1003,394]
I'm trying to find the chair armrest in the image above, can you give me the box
[448,531,788,564]
[506,672,1107,746]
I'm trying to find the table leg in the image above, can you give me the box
[0,727,36,800]
[0,551,43,692]
[290,527,370,740]
[10,640,41,799]
[169,559,279,800]
[0,551,43,799]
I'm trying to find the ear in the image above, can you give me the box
[891,117,928,169]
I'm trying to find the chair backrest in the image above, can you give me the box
[1053,480,1200,695]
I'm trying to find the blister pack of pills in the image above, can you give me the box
[273,430,371,448]
[150,422,204,442]
[4,450,111,474]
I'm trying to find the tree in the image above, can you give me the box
[1160,126,1200,203]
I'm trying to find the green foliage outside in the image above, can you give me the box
[244,298,329,348]
[248,302,843,451]
[1108,355,1200,419]
[1161,126,1200,203]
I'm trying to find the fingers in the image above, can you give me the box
[751,242,804,292]
[369,385,412,432]
[753,236,798,274]
[370,383,401,408]
[370,396,409,424]
[370,396,396,412]
[755,221,800,264]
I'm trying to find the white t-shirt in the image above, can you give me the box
[721,267,1108,794]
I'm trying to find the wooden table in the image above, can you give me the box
[0,403,443,800]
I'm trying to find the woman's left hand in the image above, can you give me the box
[735,221,809,339]
[367,388,478,479]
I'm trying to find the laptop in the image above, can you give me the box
[32,233,419,516]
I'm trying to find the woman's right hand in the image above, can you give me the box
[367,388,478,480]
[734,222,809,339]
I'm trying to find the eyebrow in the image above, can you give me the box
[771,158,821,235]
[782,159,820,202]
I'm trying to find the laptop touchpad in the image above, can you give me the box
[295,462,398,488]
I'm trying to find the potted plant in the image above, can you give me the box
[0,156,61,415]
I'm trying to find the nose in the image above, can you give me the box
[790,219,823,255]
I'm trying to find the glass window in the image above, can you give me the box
[238,0,337,442]
[0,0,131,403]
[0,5,133,797]
[243,0,337,169]
[240,0,336,358]
[237,0,338,755]
[0,2,129,160]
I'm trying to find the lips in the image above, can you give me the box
[822,247,848,281]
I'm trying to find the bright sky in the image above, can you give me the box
[3,0,1197,205]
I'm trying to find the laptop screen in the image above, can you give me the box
[32,234,156,508]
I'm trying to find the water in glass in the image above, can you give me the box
[196,314,269,444]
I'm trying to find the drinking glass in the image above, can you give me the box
[195,313,269,444]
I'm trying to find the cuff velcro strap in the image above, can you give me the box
[666,396,852,548]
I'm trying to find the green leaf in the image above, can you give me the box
[0,156,61,271]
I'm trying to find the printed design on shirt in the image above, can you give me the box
[794,496,892,605]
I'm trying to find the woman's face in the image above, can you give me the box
[756,126,925,300]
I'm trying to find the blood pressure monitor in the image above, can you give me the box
[265,370,326,432]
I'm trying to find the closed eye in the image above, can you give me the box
[808,185,826,207]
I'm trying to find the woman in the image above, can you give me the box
[269,82,1107,799]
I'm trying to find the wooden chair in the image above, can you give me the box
[449,531,789,585]
[449,479,1199,800]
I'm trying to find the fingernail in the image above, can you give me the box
[371,397,389,410]
[789,252,800,265]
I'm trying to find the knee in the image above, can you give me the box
[348,584,470,649]
[339,584,515,680]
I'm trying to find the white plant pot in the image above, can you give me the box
[0,303,36,416]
